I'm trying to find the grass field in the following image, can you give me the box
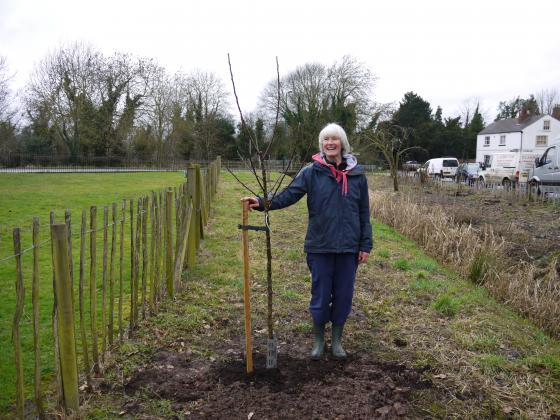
[0,172,186,412]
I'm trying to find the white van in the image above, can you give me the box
[478,151,540,186]
[528,138,560,187]
[417,157,459,179]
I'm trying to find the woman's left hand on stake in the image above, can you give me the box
[241,197,260,211]
[358,251,369,264]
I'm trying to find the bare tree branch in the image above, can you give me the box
[224,164,260,197]
[263,57,282,158]
[227,53,261,156]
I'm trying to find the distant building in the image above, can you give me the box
[476,109,560,166]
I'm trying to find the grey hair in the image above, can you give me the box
[318,123,351,155]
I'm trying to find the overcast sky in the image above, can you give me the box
[1,0,559,123]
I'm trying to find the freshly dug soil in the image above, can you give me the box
[124,345,431,419]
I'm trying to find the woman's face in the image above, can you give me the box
[323,135,342,162]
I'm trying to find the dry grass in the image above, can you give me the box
[370,188,560,338]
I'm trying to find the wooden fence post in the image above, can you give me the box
[79,210,91,386]
[174,188,180,258]
[216,155,221,188]
[134,199,141,323]
[109,203,116,346]
[199,167,208,227]
[129,199,135,334]
[32,218,45,418]
[119,200,125,342]
[101,207,108,362]
[50,212,63,405]
[173,200,193,292]
[186,165,197,268]
[64,210,74,310]
[165,189,174,298]
[51,224,80,413]
[150,192,156,310]
[12,228,25,419]
[154,193,162,309]
[90,206,99,373]
[159,191,165,300]
[141,196,148,319]
[195,165,204,240]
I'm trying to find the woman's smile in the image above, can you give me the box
[323,136,342,162]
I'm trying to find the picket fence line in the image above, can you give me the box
[7,157,221,418]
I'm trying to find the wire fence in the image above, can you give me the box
[0,153,382,174]
[2,157,221,418]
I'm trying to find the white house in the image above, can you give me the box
[476,113,560,165]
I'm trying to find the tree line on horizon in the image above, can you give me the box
[0,43,559,166]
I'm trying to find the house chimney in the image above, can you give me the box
[517,106,530,124]
[552,104,560,121]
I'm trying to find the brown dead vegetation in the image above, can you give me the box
[370,182,560,338]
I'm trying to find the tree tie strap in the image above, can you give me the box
[238,224,269,232]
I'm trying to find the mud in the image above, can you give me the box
[125,347,431,419]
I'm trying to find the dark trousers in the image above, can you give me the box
[306,253,358,326]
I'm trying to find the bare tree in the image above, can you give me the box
[456,97,492,127]
[327,55,377,126]
[26,43,104,157]
[163,71,200,158]
[140,61,173,159]
[0,56,14,122]
[0,56,18,157]
[258,56,376,160]
[25,43,149,159]
[362,125,424,192]
[535,89,559,115]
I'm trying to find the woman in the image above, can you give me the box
[243,123,372,360]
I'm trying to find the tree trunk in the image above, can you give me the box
[392,166,399,192]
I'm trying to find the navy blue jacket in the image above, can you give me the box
[257,161,373,254]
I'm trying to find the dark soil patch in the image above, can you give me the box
[125,348,431,419]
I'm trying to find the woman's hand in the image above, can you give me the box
[358,251,369,264]
[241,197,260,211]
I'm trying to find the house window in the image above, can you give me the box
[543,120,550,131]
[484,136,490,146]
[483,155,492,167]
[536,135,548,147]
[499,135,506,146]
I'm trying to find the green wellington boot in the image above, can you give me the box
[310,322,325,360]
[331,324,347,359]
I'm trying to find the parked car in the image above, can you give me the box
[477,151,540,187]
[528,138,560,192]
[417,157,459,179]
[402,160,421,172]
[455,162,482,184]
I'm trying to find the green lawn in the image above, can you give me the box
[0,172,185,412]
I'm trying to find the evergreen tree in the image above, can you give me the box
[434,106,443,124]
[496,95,540,120]
[464,105,484,159]
[391,92,433,160]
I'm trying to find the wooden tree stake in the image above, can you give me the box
[241,201,254,374]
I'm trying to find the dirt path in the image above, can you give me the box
[81,175,560,419]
